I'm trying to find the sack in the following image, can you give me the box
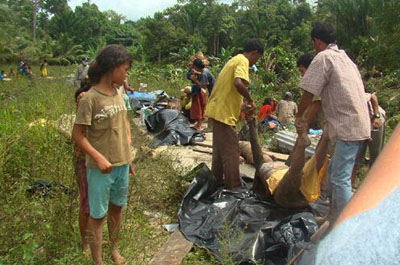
[300,155,330,202]
[267,168,288,195]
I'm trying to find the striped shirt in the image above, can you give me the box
[300,44,370,141]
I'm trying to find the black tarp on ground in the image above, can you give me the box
[144,109,204,147]
[178,164,318,265]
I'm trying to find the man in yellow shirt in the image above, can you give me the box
[206,39,264,189]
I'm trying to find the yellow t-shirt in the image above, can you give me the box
[205,54,249,126]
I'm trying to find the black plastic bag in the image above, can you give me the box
[178,163,318,265]
[144,109,204,146]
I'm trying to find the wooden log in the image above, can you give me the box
[148,230,193,265]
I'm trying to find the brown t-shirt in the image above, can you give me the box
[75,87,132,168]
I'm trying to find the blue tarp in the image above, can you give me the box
[127,91,155,100]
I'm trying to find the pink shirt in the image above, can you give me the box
[300,44,370,141]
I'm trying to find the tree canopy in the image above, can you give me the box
[0,0,399,72]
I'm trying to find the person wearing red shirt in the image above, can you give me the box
[257,98,273,122]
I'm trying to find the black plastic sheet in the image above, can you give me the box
[178,164,318,265]
[26,180,74,199]
[145,109,204,147]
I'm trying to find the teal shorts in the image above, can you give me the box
[87,164,130,219]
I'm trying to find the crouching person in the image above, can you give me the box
[72,45,135,265]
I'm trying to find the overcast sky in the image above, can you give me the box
[68,0,235,21]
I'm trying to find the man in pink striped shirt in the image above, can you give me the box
[296,22,370,222]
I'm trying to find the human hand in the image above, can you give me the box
[96,157,112,174]
[129,161,135,176]
[373,118,381,129]
[123,80,134,93]
[295,117,306,134]
[76,92,87,106]
[242,100,255,121]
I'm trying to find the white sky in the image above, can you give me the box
[68,0,235,21]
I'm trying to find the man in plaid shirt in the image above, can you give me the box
[296,22,370,223]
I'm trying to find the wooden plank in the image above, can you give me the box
[193,143,289,162]
[193,147,213,155]
[192,142,213,148]
[148,230,193,265]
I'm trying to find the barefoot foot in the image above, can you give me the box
[111,250,126,265]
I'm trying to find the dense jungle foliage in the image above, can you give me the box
[0,0,399,71]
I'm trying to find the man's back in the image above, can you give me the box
[277,100,297,126]
[300,44,370,141]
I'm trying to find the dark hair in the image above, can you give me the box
[244,39,264,55]
[88,45,133,84]
[193,58,205,69]
[263,98,272,106]
[74,78,91,101]
[311,22,336,44]
[297,54,314,68]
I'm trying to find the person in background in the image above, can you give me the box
[206,38,264,189]
[73,78,91,253]
[118,79,134,111]
[18,61,32,77]
[186,58,208,130]
[351,92,386,187]
[295,22,370,223]
[257,97,281,131]
[9,68,16,78]
[200,58,215,97]
[257,98,273,122]
[72,45,134,265]
[40,59,48,77]
[270,98,278,115]
[18,60,25,75]
[0,70,4,81]
[74,57,89,87]
[277,91,298,127]
[296,53,324,130]
[180,86,192,121]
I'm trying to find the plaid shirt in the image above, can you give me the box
[300,44,370,141]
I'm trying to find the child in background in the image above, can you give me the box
[186,59,207,130]
[73,78,91,253]
[72,45,134,265]
[180,86,192,120]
